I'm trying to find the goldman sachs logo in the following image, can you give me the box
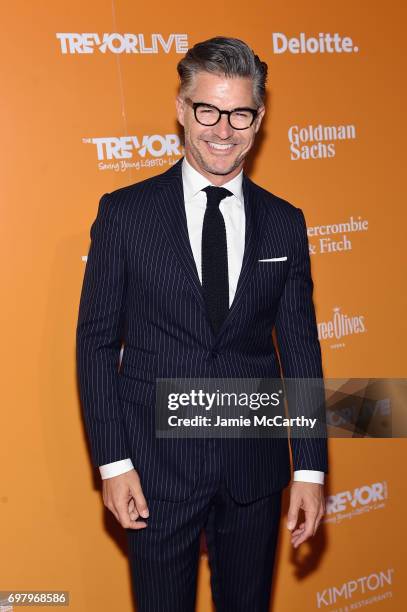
[288,123,356,160]
[318,307,366,347]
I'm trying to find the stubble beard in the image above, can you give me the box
[187,136,247,177]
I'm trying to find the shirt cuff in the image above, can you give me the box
[99,458,134,480]
[293,470,325,484]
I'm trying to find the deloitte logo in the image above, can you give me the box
[318,306,366,348]
[272,32,359,54]
[82,134,183,172]
[56,33,188,54]
[316,568,394,608]
[288,123,356,160]
[324,481,388,524]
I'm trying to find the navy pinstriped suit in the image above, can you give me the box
[76,157,328,610]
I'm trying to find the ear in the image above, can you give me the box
[253,105,265,133]
[176,96,185,127]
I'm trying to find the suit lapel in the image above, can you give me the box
[152,158,268,338]
[153,159,207,313]
[213,174,268,342]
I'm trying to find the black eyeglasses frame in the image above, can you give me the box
[184,97,259,130]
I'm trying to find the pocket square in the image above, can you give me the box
[258,257,287,262]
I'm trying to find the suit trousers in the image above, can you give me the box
[126,438,283,612]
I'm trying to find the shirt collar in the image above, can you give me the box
[182,156,244,206]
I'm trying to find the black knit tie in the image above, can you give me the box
[201,186,233,335]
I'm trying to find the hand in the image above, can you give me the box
[102,468,149,530]
[286,481,325,548]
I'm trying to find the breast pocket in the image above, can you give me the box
[255,257,289,300]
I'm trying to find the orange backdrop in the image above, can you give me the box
[1,1,406,610]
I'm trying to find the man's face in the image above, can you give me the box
[176,71,265,184]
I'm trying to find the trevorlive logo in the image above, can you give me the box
[272,32,359,54]
[83,135,183,160]
[326,482,388,515]
[56,33,188,54]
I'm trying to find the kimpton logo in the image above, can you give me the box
[317,568,394,608]
[56,33,188,54]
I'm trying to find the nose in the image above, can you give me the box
[213,113,234,139]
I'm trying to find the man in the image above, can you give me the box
[76,37,328,611]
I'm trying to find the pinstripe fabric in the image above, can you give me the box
[76,156,328,504]
[127,437,282,612]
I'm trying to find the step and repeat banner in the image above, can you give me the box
[1,1,406,610]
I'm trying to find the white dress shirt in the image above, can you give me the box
[99,157,324,485]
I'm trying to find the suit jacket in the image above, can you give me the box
[76,157,328,503]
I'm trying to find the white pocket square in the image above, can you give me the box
[258,257,287,262]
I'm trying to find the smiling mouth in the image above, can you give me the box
[205,141,236,152]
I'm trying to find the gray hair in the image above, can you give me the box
[177,36,268,107]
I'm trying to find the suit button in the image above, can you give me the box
[211,350,218,358]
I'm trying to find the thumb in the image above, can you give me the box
[130,483,149,519]
[287,506,299,531]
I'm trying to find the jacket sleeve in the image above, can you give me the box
[76,193,130,468]
[274,207,329,474]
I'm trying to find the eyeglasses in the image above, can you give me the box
[184,97,258,130]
